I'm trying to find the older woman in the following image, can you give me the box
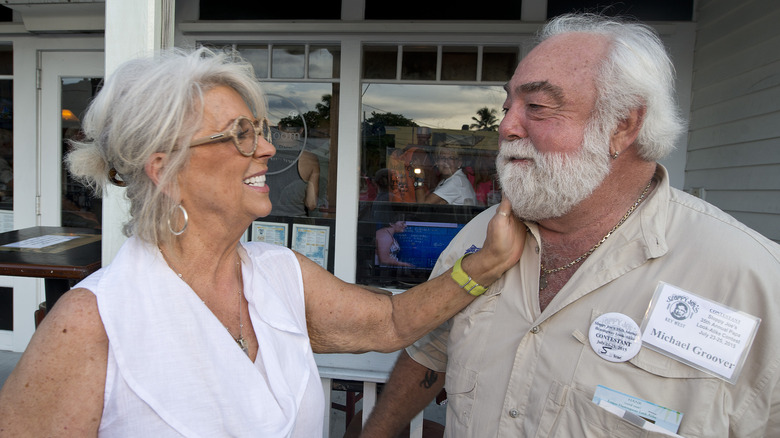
[415,142,477,205]
[0,48,523,436]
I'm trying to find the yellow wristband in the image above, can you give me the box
[450,254,487,297]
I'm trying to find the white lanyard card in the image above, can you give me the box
[640,282,760,384]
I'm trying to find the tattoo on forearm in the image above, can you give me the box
[420,370,438,389]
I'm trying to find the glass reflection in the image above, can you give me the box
[61,77,102,229]
[0,45,11,75]
[250,82,338,272]
[272,45,305,79]
[363,45,398,80]
[261,82,335,219]
[361,83,504,207]
[240,46,269,79]
[401,46,436,81]
[358,83,505,288]
[441,46,478,81]
[0,79,11,215]
[482,47,519,82]
[309,46,340,79]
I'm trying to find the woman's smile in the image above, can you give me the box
[243,173,268,192]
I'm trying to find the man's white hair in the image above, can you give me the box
[540,13,686,160]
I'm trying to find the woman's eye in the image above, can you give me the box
[237,128,251,140]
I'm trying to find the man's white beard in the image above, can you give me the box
[496,123,612,221]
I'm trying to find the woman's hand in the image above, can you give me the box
[460,196,525,287]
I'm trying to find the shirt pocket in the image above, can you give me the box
[539,381,682,438]
[628,347,714,379]
[572,326,715,380]
[444,362,478,429]
[569,329,720,437]
[452,274,507,323]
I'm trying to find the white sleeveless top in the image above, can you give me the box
[77,237,323,437]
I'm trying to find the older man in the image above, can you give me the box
[362,13,780,438]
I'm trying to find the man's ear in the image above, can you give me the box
[610,106,645,155]
[144,153,168,188]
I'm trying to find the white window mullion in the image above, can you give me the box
[332,37,361,282]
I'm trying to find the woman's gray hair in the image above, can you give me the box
[539,13,686,161]
[66,46,266,246]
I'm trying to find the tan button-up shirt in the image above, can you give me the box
[408,165,780,437]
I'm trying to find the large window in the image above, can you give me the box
[194,39,520,281]
[357,44,516,288]
[230,44,341,272]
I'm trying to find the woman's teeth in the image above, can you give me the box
[243,175,266,187]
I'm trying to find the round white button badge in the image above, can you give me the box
[588,312,642,362]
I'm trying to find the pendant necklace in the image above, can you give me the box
[539,178,654,290]
[234,259,249,356]
[161,248,249,356]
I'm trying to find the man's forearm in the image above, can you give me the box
[361,351,445,437]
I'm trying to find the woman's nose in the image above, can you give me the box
[255,136,276,159]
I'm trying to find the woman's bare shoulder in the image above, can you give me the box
[0,287,107,436]
[45,287,106,337]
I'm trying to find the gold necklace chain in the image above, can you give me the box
[160,248,249,356]
[539,178,654,290]
[234,259,248,356]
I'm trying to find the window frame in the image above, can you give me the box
[188,30,540,284]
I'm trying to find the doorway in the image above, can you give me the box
[39,50,104,228]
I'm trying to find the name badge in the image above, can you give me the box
[589,312,642,362]
[640,282,760,384]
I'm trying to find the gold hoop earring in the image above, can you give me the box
[168,204,189,236]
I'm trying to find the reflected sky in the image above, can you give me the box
[362,83,505,130]
[261,82,506,131]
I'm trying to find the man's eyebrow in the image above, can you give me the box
[506,80,565,105]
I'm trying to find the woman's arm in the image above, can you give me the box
[303,197,524,354]
[0,288,108,437]
[298,151,320,213]
[415,186,446,204]
[375,229,413,267]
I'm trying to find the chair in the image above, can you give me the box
[34,301,47,328]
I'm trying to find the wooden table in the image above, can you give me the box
[0,226,101,312]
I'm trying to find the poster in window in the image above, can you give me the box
[250,221,289,247]
[291,223,329,269]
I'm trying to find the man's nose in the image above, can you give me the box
[499,107,528,141]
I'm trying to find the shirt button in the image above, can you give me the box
[534,246,540,254]
[509,408,519,418]
[530,326,540,334]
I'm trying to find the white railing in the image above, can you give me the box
[316,351,425,438]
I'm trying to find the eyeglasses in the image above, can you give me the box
[189,116,271,157]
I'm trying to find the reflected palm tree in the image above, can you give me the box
[470,107,499,131]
